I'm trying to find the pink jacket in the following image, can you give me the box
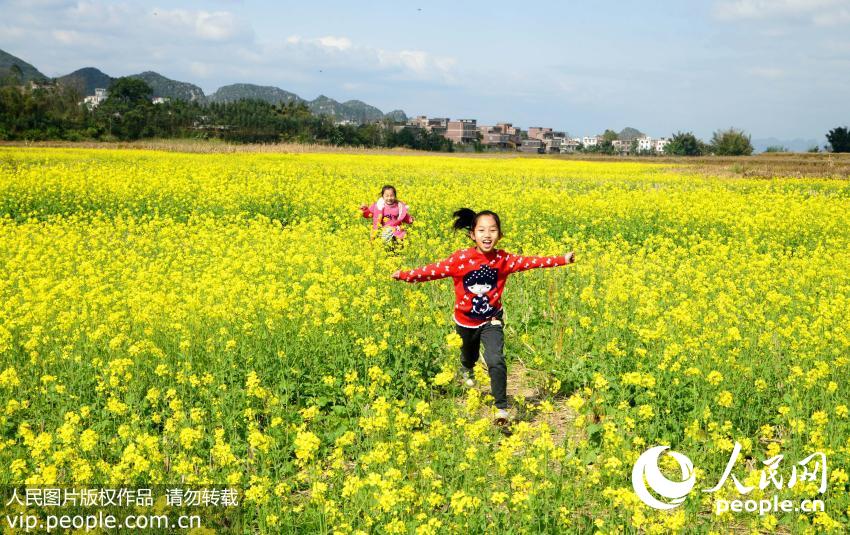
[360,199,413,239]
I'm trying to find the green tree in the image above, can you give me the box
[826,126,850,153]
[1,65,24,87]
[94,78,156,140]
[104,77,153,108]
[710,127,753,156]
[602,129,618,143]
[664,131,704,156]
[764,145,788,153]
[0,82,91,140]
[582,130,617,154]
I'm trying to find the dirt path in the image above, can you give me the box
[460,358,582,444]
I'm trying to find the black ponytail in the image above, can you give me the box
[453,208,502,237]
[452,208,477,232]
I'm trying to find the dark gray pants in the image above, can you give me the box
[456,314,507,409]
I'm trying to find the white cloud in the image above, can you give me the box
[153,8,252,42]
[0,0,461,113]
[811,7,850,25]
[749,66,785,78]
[373,49,457,82]
[713,0,850,25]
[51,29,103,46]
[316,36,352,51]
[64,1,136,31]
[189,61,212,78]
[276,35,457,83]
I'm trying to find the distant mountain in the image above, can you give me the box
[2,48,407,123]
[752,137,822,153]
[337,99,385,123]
[385,110,408,123]
[208,83,303,105]
[0,48,48,83]
[307,94,345,117]
[618,127,644,141]
[208,86,399,123]
[304,96,387,123]
[57,67,113,96]
[128,71,206,102]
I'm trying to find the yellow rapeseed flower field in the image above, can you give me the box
[1,147,849,533]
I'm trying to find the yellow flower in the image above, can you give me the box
[248,428,273,453]
[432,370,454,386]
[179,427,202,450]
[106,397,128,415]
[10,459,27,476]
[637,404,654,420]
[79,429,98,452]
[0,367,20,388]
[717,391,733,408]
[491,491,508,505]
[445,332,463,349]
[294,430,320,465]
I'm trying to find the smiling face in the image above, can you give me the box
[381,188,397,206]
[467,282,492,295]
[470,214,501,253]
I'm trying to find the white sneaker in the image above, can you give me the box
[494,409,510,424]
[459,368,475,387]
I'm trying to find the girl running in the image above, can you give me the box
[392,208,575,425]
[359,185,414,247]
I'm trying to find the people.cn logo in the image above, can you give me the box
[632,446,696,509]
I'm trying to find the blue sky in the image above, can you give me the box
[1,0,848,142]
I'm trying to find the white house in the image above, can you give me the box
[82,88,109,109]
[637,136,654,152]
[561,138,582,153]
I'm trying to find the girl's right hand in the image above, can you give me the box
[564,252,576,264]
[391,270,401,280]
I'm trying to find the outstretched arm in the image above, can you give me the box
[504,251,575,274]
[392,252,459,282]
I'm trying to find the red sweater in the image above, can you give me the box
[397,247,570,327]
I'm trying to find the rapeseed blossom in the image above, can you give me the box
[0,147,848,532]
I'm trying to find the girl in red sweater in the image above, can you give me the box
[392,208,575,425]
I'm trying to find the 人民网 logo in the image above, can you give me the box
[631,445,696,510]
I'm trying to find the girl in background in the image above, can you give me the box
[360,185,414,248]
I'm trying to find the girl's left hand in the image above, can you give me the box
[391,270,401,280]
[564,252,576,264]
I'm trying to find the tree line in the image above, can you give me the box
[578,127,850,156]
[0,76,453,151]
[660,128,850,156]
[1,70,848,154]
